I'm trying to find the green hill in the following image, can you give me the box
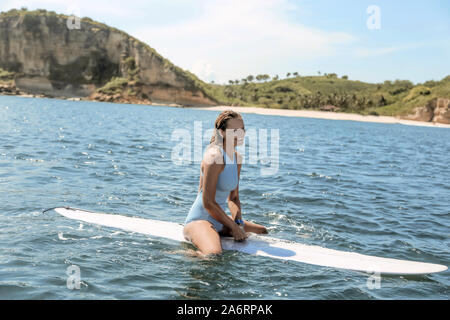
[203,74,450,117]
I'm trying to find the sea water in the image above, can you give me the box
[0,95,448,299]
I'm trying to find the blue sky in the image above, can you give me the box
[1,0,449,84]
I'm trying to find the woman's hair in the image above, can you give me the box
[210,110,242,145]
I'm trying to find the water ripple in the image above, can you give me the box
[0,96,448,299]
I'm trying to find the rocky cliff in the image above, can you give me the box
[0,9,217,106]
[401,98,450,124]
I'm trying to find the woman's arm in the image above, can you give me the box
[228,191,241,221]
[228,157,242,221]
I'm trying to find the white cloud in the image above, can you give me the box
[355,47,399,57]
[130,0,356,83]
[354,42,426,58]
[1,0,356,84]
[191,60,215,82]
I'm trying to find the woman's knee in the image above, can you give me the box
[201,246,222,255]
[184,220,223,255]
[183,225,192,242]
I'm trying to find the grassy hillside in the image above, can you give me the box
[365,76,450,116]
[203,74,450,116]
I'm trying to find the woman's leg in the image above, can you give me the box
[183,220,223,255]
[243,220,268,234]
[218,219,268,236]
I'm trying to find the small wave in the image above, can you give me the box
[52,139,80,145]
[265,211,287,224]
[93,138,122,146]
[58,232,68,240]
[307,172,335,180]
[57,231,97,241]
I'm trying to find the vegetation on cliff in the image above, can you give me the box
[203,74,450,117]
[0,68,15,85]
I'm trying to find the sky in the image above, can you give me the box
[1,0,449,84]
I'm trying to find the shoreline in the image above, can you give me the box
[2,93,449,128]
[188,105,450,128]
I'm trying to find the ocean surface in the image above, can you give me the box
[0,95,448,300]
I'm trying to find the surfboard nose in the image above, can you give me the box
[431,264,448,274]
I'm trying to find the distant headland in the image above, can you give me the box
[0,8,448,125]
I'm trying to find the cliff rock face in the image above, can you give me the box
[402,98,450,124]
[431,98,450,124]
[0,9,217,106]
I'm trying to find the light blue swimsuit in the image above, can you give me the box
[185,146,239,232]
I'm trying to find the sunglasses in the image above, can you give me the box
[225,128,246,137]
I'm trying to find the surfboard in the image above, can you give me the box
[52,206,447,275]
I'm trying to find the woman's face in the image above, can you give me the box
[220,117,246,147]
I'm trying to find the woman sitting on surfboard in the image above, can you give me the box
[183,110,268,255]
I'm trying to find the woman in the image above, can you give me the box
[183,110,268,256]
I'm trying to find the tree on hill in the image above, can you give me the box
[378,95,387,106]
[246,75,254,82]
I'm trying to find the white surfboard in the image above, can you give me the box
[52,207,447,275]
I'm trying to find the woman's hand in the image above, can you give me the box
[231,223,247,242]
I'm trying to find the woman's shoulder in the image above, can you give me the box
[203,145,224,165]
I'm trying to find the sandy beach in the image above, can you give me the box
[189,105,450,128]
